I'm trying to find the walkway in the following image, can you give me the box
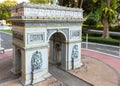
[49,64,92,86]
[0,50,12,59]
[81,49,120,74]
[82,42,120,56]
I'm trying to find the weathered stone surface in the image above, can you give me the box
[10,3,85,85]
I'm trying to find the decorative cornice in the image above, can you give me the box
[10,2,83,12]
[9,16,85,22]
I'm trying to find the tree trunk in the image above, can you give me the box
[80,0,83,8]
[101,18,110,38]
[58,0,63,6]
[74,0,78,8]
[107,0,110,8]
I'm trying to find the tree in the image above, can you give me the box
[74,0,78,8]
[82,0,118,38]
[99,0,118,38]
[58,0,63,5]
[80,0,83,8]
[0,0,17,22]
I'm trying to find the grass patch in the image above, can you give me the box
[0,30,12,34]
[82,36,120,46]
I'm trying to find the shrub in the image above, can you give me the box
[82,36,120,46]
[83,25,120,32]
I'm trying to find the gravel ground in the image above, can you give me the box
[70,55,120,86]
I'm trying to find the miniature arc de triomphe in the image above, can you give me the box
[9,2,85,85]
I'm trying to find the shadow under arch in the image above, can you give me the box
[47,30,67,43]
[48,32,67,70]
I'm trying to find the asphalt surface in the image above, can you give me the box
[49,64,92,86]
[0,56,18,83]
[0,32,12,49]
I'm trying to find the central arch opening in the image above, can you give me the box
[48,32,66,70]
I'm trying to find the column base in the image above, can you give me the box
[67,59,83,70]
[11,68,21,75]
[19,73,52,85]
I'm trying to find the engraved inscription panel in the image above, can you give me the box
[27,33,44,44]
[71,30,80,39]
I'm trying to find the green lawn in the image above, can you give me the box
[0,30,12,34]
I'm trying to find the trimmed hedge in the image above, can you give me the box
[83,25,120,32]
[82,36,120,46]
[83,31,120,40]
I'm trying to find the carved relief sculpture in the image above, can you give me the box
[71,45,79,59]
[31,51,42,71]
[71,30,80,38]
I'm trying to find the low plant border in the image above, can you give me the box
[0,30,12,34]
[82,36,120,46]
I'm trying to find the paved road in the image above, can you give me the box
[0,55,18,83]
[49,64,92,86]
[82,42,120,57]
[0,32,12,49]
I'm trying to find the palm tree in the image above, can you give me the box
[100,0,117,38]
[80,0,83,8]
[74,0,78,8]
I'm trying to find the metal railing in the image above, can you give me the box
[82,42,120,57]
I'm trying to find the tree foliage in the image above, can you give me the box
[82,0,119,38]
[0,0,17,22]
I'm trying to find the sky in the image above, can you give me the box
[0,0,29,3]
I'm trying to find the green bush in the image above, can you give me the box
[82,30,120,40]
[110,26,120,32]
[82,36,120,46]
[83,25,120,32]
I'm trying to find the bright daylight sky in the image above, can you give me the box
[0,0,29,3]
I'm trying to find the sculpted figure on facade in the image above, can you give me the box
[31,51,42,71]
[71,45,79,59]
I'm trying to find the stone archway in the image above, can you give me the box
[49,32,66,70]
[10,3,85,85]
